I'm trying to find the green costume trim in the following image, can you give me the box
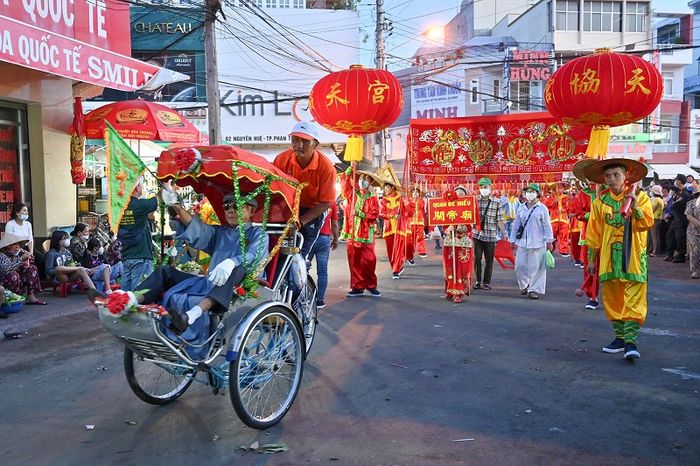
[612,320,625,340]
[623,321,640,344]
[342,191,374,244]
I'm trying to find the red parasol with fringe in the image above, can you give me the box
[156,145,300,223]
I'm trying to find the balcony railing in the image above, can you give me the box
[482,97,545,114]
[651,144,687,153]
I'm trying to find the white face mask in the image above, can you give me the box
[81,234,90,241]
[479,188,491,197]
[525,192,538,201]
[19,213,29,221]
[359,179,370,190]
[12,249,21,256]
[97,246,104,255]
[61,239,70,248]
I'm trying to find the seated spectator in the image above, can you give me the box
[45,230,104,300]
[5,202,34,255]
[0,233,45,305]
[114,186,268,334]
[0,285,6,318]
[81,238,124,293]
[69,223,90,263]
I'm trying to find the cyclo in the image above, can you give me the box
[95,146,318,429]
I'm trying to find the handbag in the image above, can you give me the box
[515,205,538,239]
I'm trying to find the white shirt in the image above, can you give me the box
[508,201,554,249]
[5,219,33,246]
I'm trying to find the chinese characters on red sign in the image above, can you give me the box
[427,196,479,227]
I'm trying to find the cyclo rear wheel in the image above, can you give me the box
[124,347,195,405]
[229,306,304,429]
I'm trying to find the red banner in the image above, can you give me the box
[409,112,588,183]
[427,196,478,226]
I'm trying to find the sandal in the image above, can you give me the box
[453,295,463,303]
[528,292,539,299]
[482,284,491,290]
[473,282,482,289]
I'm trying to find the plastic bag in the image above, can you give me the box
[545,249,555,269]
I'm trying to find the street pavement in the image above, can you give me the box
[0,241,698,465]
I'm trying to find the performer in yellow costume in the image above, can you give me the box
[582,158,653,361]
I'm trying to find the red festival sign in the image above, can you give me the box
[409,112,588,183]
[427,196,478,226]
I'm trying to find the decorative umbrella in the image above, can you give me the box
[156,145,300,224]
[83,99,205,143]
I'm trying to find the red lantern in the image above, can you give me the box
[545,48,662,158]
[309,65,403,162]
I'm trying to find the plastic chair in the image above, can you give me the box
[494,239,515,270]
[51,279,86,298]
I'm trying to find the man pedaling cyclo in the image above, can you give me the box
[105,181,269,335]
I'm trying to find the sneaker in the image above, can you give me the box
[419,254,428,258]
[560,253,570,258]
[316,300,326,309]
[407,259,416,266]
[520,288,528,295]
[482,283,492,290]
[392,273,400,280]
[575,261,584,268]
[624,343,640,360]
[398,267,405,276]
[585,299,599,310]
[528,291,539,299]
[474,282,482,289]
[346,289,364,297]
[367,288,382,297]
[602,338,625,353]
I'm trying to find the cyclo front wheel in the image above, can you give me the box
[229,306,304,429]
[293,276,318,357]
[124,347,195,405]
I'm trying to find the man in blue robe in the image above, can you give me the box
[128,184,268,333]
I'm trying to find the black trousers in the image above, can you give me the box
[473,238,496,285]
[667,221,687,260]
[136,264,247,312]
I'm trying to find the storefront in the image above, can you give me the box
[0,1,187,236]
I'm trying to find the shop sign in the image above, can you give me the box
[509,49,553,81]
[0,1,165,91]
[427,196,478,226]
[606,142,651,159]
[0,122,19,225]
[0,0,130,55]
[411,78,465,119]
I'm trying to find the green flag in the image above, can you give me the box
[104,122,147,231]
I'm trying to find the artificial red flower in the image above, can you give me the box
[234,286,246,297]
[106,291,131,316]
[444,190,457,202]
[174,148,201,173]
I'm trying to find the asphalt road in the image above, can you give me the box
[0,242,698,466]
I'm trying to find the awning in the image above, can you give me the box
[0,15,188,92]
[648,163,700,180]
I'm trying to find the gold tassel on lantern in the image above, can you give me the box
[344,135,364,162]
[585,125,610,160]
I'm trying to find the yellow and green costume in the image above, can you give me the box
[586,189,654,343]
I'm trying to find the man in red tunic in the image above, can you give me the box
[408,187,427,261]
[340,169,381,297]
[542,183,570,257]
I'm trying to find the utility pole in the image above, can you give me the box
[204,0,222,144]
[374,0,386,168]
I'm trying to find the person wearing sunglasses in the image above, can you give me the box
[108,183,268,335]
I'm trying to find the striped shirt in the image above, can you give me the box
[472,196,504,243]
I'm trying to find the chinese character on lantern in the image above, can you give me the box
[569,68,600,95]
[368,79,390,104]
[326,83,349,106]
[625,68,651,95]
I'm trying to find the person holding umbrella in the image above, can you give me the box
[582,158,653,360]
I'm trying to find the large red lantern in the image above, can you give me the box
[545,48,662,158]
[309,65,403,162]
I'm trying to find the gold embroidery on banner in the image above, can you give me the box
[507,137,533,165]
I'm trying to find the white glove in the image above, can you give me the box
[208,258,238,287]
[161,180,179,206]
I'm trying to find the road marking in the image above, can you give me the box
[639,328,700,338]
[661,368,700,380]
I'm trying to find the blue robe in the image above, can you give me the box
[163,217,268,314]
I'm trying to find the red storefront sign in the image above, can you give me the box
[427,196,479,226]
[409,112,589,183]
[0,1,171,91]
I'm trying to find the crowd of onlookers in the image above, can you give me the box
[647,174,700,279]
